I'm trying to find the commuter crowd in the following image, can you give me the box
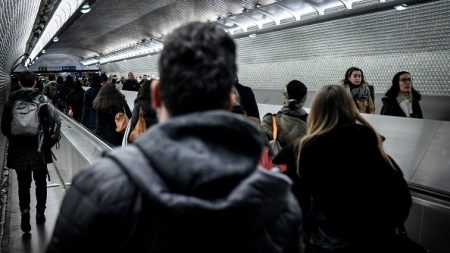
[2,21,427,253]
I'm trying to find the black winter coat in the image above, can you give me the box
[67,86,85,122]
[81,85,101,128]
[95,97,131,147]
[122,79,140,91]
[380,96,423,119]
[297,123,412,252]
[47,111,304,253]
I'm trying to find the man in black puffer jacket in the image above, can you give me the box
[47,22,304,253]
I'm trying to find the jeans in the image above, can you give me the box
[16,165,47,213]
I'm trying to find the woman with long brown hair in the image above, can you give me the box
[93,83,131,146]
[297,85,411,252]
[341,67,375,114]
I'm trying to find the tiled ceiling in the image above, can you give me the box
[47,0,391,59]
[48,0,260,58]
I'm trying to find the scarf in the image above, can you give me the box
[344,83,370,102]
[396,92,413,117]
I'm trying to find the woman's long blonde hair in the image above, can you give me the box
[297,85,393,174]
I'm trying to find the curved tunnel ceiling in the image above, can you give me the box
[45,0,424,60]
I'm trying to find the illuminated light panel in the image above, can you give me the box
[394,4,408,10]
[80,58,99,66]
[29,0,85,61]
[80,3,91,14]
[81,40,164,66]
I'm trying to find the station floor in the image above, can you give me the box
[1,164,65,253]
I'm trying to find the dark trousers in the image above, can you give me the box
[16,165,47,213]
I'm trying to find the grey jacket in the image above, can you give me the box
[262,107,308,148]
[48,111,304,253]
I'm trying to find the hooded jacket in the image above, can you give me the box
[261,105,308,148]
[47,111,304,253]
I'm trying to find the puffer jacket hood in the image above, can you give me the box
[48,110,304,253]
[117,110,295,236]
[9,88,41,101]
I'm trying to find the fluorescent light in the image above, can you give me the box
[41,50,46,54]
[53,36,59,42]
[28,0,85,61]
[80,58,99,66]
[395,4,408,11]
[80,4,91,14]
[82,40,164,66]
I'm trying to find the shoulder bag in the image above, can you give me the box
[115,106,129,133]
[128,106,146,143]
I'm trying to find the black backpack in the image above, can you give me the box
[38,100,61,165]
[39,103,60,148]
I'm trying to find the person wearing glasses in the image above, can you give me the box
[381,71,423,118]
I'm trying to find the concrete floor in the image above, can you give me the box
[2,165,66,253]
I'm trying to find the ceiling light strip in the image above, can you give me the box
[28,0,84,63]
[81,40,164,66]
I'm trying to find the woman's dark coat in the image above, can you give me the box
[95,97,132,147]
[297,124,411,252]
[380,96,423,119]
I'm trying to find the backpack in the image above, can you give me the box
[45,81,58,99]
[11,96,43,136]
[39,97,62,165]
[259,115,286,172]
[39,102,61,149]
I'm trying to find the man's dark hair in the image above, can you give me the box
[286,80,307,102]
[57,76,64,84]
[19,71,36,87]
[101,73,108,83]
[48,74,56,81]
[158,22,237,116]
[90,73,101,87]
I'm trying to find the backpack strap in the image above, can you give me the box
[271,115,278,142]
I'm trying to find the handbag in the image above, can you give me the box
[128,106,147,143]
[115,106,129,133]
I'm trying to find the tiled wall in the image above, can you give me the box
[235,0,450,96]
[0,0,41,168]
[102,0,450,97]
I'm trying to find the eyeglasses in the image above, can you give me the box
[400,78,412,82]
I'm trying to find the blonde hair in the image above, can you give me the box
[297,85,393,174]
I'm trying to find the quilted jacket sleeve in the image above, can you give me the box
[47,159,139,253]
